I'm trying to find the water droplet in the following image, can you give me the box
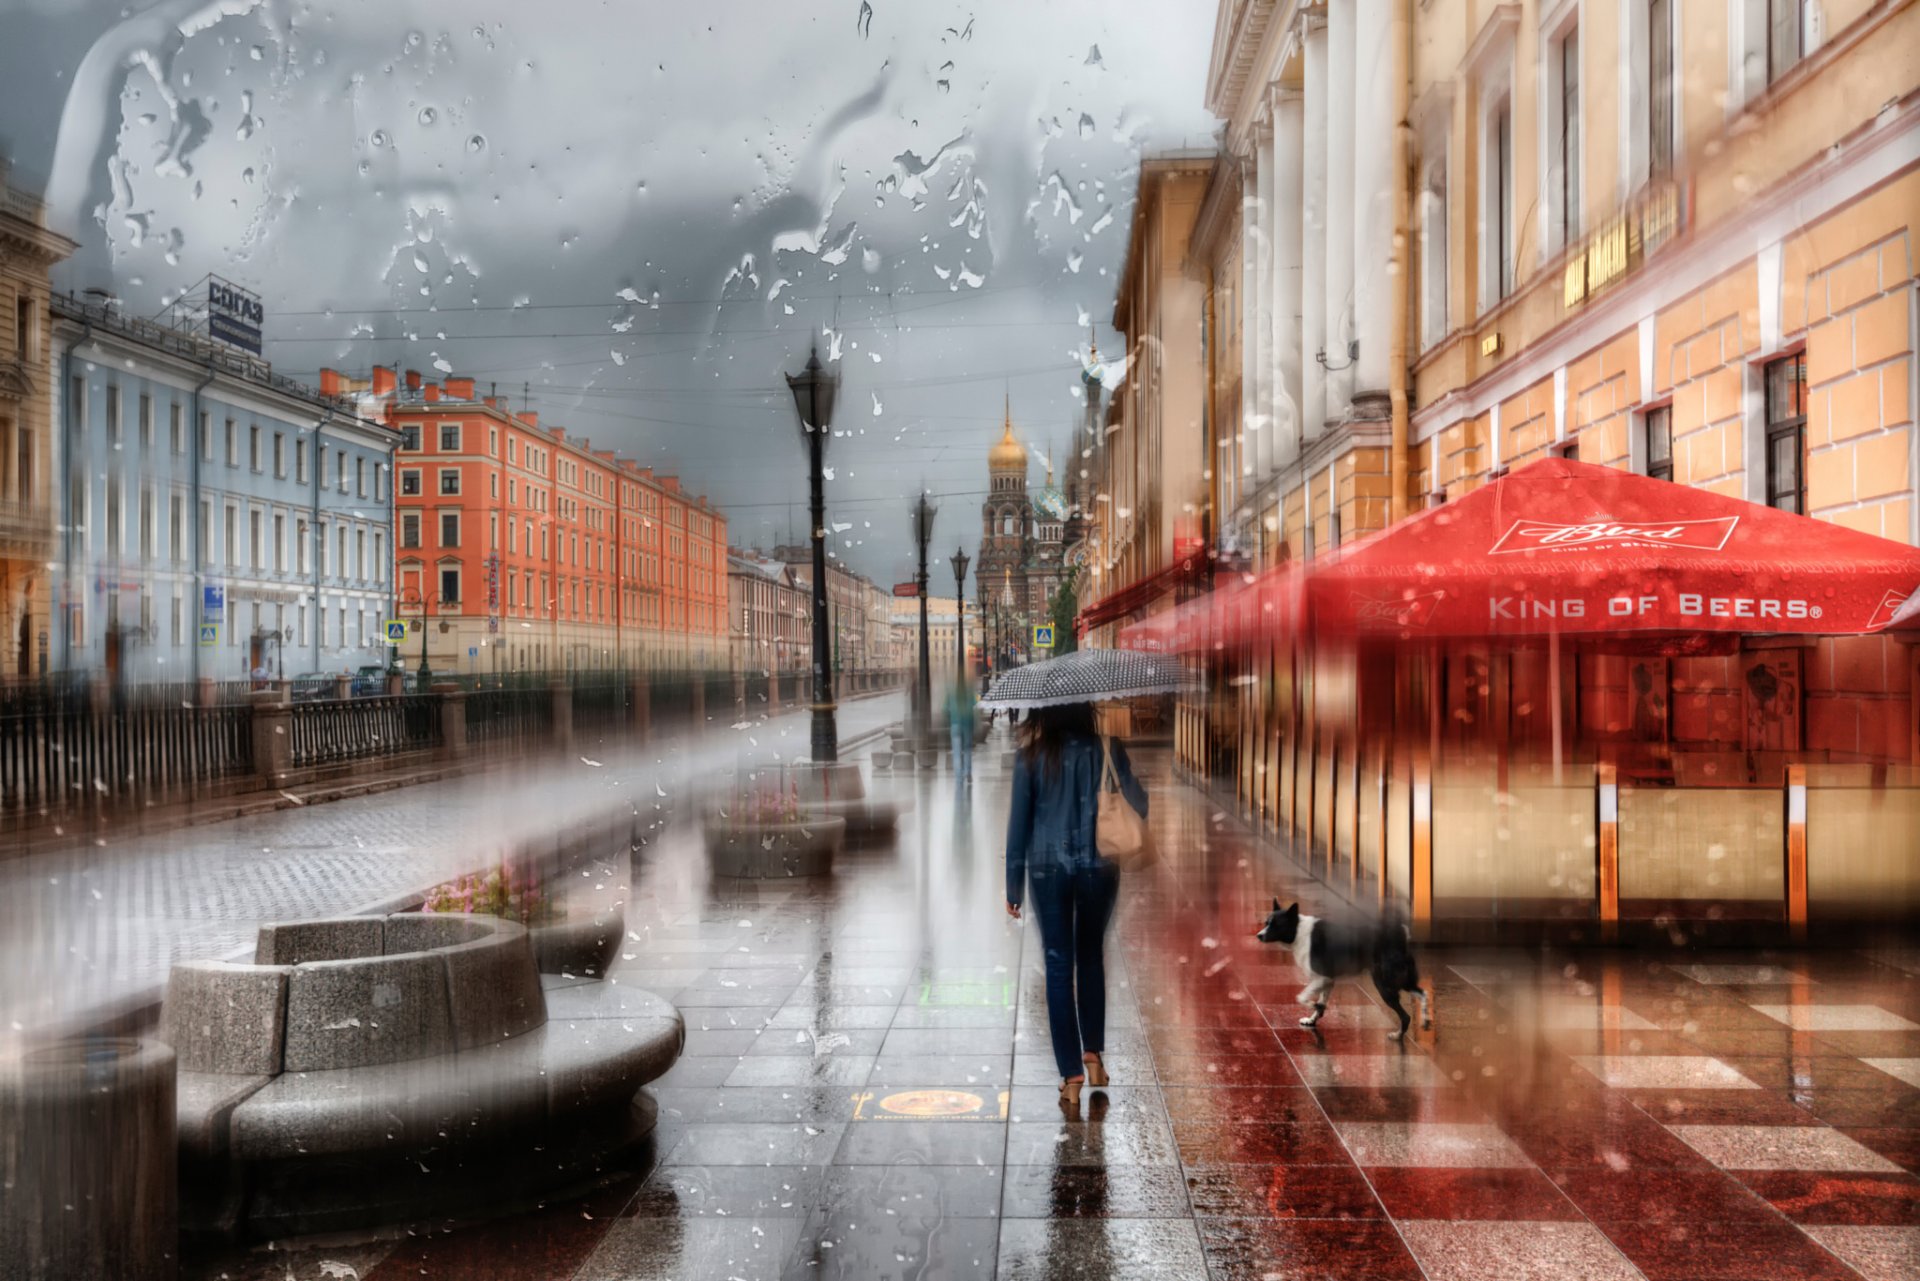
[370,129,389,149]
[1078,113,1095,140]
[467,134,487,153]
[418,107,437,126]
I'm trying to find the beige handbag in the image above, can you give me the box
[1095,735,1156,870]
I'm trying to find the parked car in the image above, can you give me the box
[288,672,339,702]
[351,665,413,697]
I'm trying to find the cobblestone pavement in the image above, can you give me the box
[0,694,904,1043]
[179,733,1920,1280]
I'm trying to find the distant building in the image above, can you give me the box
[49,293,396,684]
[1,163,77,678]
[976,398,1067,665]
[888,593,978,682]
[332,366,728,673]
[728,549,808,676]
[770,546,895,675]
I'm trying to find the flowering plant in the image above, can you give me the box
[424,860,559,926]
[716,772,802,829]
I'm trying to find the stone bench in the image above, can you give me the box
[161,912,682,1237]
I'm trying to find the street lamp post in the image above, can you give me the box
[785,346,840,763]
[910,490,936,746]
[950,547,969,680]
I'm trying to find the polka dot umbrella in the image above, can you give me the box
[980,648,1191,709]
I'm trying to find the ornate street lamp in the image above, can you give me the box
[910,490,937,745]
[950,546,970,679]
[785,345,840,762]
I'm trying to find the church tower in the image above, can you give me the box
[980,397,1033,657]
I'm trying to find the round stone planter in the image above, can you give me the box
[871,749,893,773]
[702,815,845,878]
[1,1037,178,1280]
[530,911,625,978]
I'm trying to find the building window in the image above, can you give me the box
[1645,406,1673,481]
[249,509,263,568]
[401,470,421,496]
[273,513,286,571]
[401,513,421,549]
[297,518,309,572]
[200,412,212,461]
[1769,0,1807,83]
[439,567,460,605]
[1490,99,1513,304]
[138,487,153,558]
[317,521,330,574]
[440,512,460,548]
[225,505,238,567]
[439,468,460,496]
[104,385,121,445]
[169,495,183,562]
[138,393,153,449]
[439,424,461,451]
[14,293,31,359]
[377,464,387,501]
[1418,147,1448,349]
[170,403,183,454]
[356,458,367,497]
[249,424,261,471]
[273,432,286,478]
[1764,354,1807,513]
[401,424,421,451]
[1553,26,1580,250]
[337,450,349,492]
[296,438,308,482]
[355,529,366,580]
[373,532,386,583]
[1649,0,1673,177]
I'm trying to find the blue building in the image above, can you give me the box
[50,294,397,686]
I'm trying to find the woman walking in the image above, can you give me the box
[1004,701,1147,1107]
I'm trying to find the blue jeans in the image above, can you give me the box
[1028,863,1119,1080]
[950,721,973,775]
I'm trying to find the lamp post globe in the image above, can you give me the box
[949,547,969,677]
[784,345,840,763]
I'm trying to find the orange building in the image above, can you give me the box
[319,366,727,674]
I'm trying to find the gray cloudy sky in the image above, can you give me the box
[1,0,1217,582]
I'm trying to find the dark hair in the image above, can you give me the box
[1018,701,1097,779]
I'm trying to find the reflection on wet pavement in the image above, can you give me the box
[185,737,1920,1279]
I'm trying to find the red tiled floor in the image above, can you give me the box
[1157,1085,1327,1127]
[1599,1217,1865,1281]
[1311,1085,1488,1124]
[1173,1121,1351,1166]
[1546,1165,1783,1225]
[1843,1127,1920,1173]
[1145,1025,1283,1056]
[1184,1161,1384,1219]
[1196,1216,1424,1281]
[1153,1052,1305,1086]
[1368,1166,1582,1221]
[1734,1169,1920,1225]
[1623,1088,1824,1127]
[1502,1106,1716,1171]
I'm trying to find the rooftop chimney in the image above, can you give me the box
[404,369,422,391]
[319,369,342,396]
[445,376,475,400]
[372,367,397,397]
[516,411,540,429]
[424,383,441,402]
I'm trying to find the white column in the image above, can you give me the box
[1300,10,1329,441]
[1323,1,1356,420]
[1238,163,1261,513]
[1352,0,1395,400]
[1270,87,1304,467]
[1252,119,1276,484]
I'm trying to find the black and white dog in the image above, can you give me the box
[1253,899,1433,1040]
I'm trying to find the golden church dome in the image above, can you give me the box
[989,401,1028,471]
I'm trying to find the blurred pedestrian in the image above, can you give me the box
[1004,700,1146,1109]
[945,676,976,781]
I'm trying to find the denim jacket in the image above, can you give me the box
[1005,734,1147,906]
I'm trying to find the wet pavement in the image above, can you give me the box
[185,731,1920,1280]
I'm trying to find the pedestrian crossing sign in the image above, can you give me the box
[384,619,409,643]
[198,623,219,647]
[1032,623,1055,648]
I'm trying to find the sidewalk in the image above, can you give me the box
[0,692,905,1048]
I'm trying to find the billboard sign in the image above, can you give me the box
[207,278,264,354]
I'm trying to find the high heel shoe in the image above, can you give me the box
[1082,1053,1109,1087]
[1059,1076,1084,1110]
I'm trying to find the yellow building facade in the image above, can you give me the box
[0,164,77,679]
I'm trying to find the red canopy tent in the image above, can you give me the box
[1308,457,1920,646]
